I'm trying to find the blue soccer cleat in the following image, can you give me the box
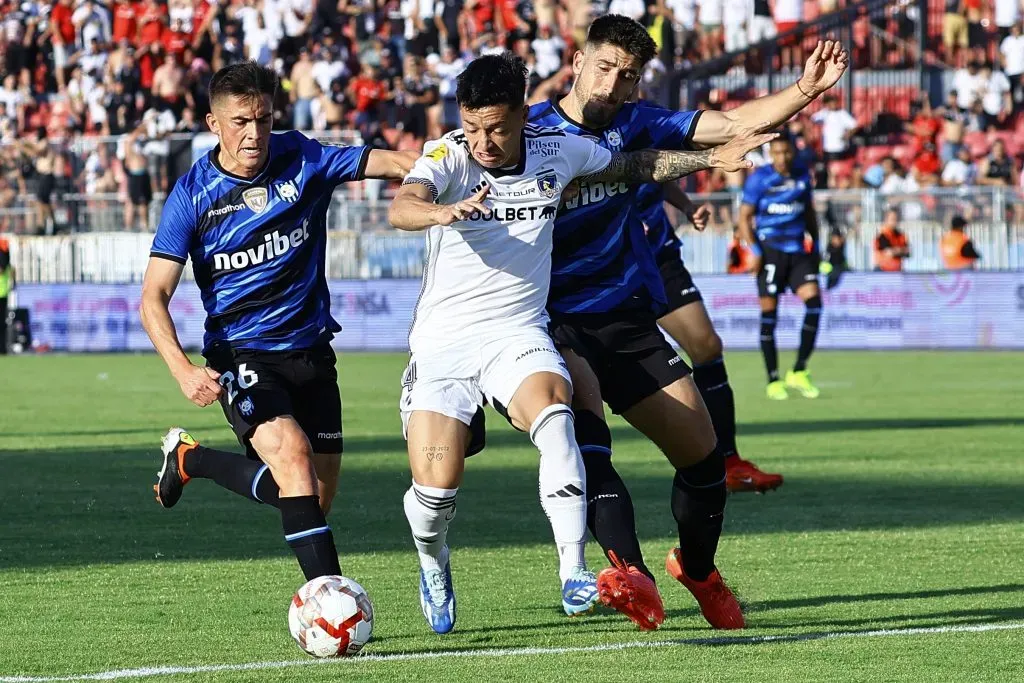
[419,553,457,634]
[562,567,599,616]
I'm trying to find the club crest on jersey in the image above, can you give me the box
[536,173,559,199]
[276,180,299,203]
[606,130,622,149]
[242,187,269,213]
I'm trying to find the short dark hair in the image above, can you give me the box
[585,15,657,66]
[456,52,528,110]
[209,61,278,105]
[951,215,967,229]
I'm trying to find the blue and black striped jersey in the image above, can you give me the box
[637,183,680,256]
[528,99,702,314]
[741,164,814,254]
[150,130,369,354]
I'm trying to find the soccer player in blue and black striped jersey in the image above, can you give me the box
[529,15,847,631]
[739,135,824,400]
[139,62,415,583]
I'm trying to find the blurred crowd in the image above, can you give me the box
[2,0,1024,235]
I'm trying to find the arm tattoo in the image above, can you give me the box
[581,149,714,185]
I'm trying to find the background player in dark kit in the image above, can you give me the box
[739,135,824,401]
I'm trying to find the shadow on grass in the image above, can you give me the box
[1,441,1023,570]
[3,415,1021,442]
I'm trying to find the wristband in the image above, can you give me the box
[796,80,817,101]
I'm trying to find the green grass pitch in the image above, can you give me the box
[0,350,1021,682]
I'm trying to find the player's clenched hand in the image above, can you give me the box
[176,364,223,407]
[748,256,763,275]
[435,182,490,225]
[708,124,778,173]
[688,204,711,231]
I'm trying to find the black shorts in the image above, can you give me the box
[549,311,691,415]
[204,343,344,457]
[657,246,703,313]
[757,247,821,298]
[127,172,152,205]
[36,174,54,204]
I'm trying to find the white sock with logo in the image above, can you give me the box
[531,404,588,585]
[403,482,457,572]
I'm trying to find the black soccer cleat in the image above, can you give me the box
[154,427,198,509]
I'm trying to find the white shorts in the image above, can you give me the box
[748,16,777,43]
[400,325,570,435]
[724,23,748,52]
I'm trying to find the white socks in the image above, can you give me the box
[403,482,457,572]
[531,404,588,584]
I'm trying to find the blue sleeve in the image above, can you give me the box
[638,103,704,150]
[303,133,370,185]
[741,172,762,206]
[150,178,195,264]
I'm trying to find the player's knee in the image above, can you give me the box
[689,330,723,364]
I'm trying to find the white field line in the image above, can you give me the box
[2,621,1021,682]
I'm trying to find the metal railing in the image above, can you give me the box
[5,187,1024,282]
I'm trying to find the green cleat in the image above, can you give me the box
[766,380,789,400]
[785,370,820,398]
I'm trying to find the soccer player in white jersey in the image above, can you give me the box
[388,52,771,634]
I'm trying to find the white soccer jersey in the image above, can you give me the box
[403,125,612,351]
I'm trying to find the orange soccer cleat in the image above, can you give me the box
[665,548,745,630]
[154,427,198,508]
[725,455,784,494]
[596,551,665,631]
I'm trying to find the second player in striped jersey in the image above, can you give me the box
[529,15,848,631]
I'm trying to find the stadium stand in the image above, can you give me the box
[2,0,1024,277]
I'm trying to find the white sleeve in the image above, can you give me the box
[402,138,461,203]
[562,134,614,179]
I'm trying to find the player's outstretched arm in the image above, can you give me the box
[389,181,491,230]
[582,127,777,185]
[690,40,849,148]
[139,257,223,407]
[363,149,421,180]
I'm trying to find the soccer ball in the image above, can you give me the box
[288,575,374,658]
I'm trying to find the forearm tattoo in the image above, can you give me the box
[583,149,714,185]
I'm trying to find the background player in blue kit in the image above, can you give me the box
[530,15,846,630]
[739,135,824,401]
[139,61,416,582]
[638,180,785,494]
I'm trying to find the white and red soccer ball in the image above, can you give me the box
[288,575,374,658]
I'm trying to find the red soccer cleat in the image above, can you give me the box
[665,548,745,630]
[596,552,665,631]
[725,455,784,494]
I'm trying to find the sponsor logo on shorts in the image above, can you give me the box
[680,286,698,297]
[668,356,683,366]
[238,396,255,416]
[805,273,818,280]
[317,431,343,440]
[515,346,556,362]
